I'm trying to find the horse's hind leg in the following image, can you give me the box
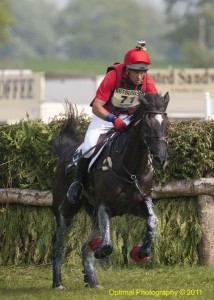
[131,197,158,262]
[52,203,80,289]
[52,215,70,289]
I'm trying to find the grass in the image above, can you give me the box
[0,58,188,76]
[0,264,213,299]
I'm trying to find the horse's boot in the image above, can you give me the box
[60,157,90,215]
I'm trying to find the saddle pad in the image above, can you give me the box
[88,141,108,172]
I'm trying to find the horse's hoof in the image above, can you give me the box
[94,245,113,259]
[53,284,66,290]
[130,245,149,263]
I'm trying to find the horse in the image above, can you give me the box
[52,92,170,289]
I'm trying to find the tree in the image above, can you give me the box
[56,0,150,61]
[0,0,59,59]
[0,0,14,44]
[0,0,167,63]
[163,0,214,66]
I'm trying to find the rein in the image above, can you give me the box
[100,157,150,197]
[100,109,168,197]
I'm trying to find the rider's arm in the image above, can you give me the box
[92,98,110,120]
[91,70,116,120]
[146,74,158,94]
[92,98,126,132]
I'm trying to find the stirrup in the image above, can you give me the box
[67,181,83,204]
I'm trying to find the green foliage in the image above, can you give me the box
[0,0,14,44]
[0,0,58,58]
[0,118,213,266]
[108,197,201,268]
[181,41,214,68]
[154,119,214,184]
[0,197,201,267]
[0,0,168,63]
[0,119,61,189]
[163,0,214,64]
[153,197,202,266]
[57,0,149,60]
[0,113,91,190]
[1,118,214,190]
[0,205,55,265]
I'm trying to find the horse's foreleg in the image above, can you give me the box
[131,197,158,262]
[81,226,100,288]
[52,215,72,289]
[94,204,113,259]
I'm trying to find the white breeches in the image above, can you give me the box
[78,114,132,158]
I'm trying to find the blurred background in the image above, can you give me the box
[1,0,214,69]
[0,0,214,123]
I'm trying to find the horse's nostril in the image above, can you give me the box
[153,156,161,164]
[153,156,167,169]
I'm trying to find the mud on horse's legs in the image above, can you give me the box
[81,205,113,288]
[130,197,158,262]
[52,215,72,289]
[81,226,100,288]
[93,204,113,259]
[139,197,158,259]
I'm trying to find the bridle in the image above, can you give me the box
[101,109,169,197]
[134,110,169,145]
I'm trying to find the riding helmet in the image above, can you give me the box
[124,40,151,71]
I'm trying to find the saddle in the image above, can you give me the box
[65,129,128,175]
[88,130,128,172]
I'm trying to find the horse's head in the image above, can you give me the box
[136,92,170,169]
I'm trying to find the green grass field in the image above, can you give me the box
[0,264,213,300]
[0,58,187,76]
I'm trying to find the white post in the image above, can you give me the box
[204,91,211,120]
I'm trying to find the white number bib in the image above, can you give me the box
[111,88,143,109]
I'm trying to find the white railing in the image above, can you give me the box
[205,92,214,120]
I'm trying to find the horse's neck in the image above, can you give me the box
[122,127,149,174]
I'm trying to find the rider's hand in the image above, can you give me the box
[113,118,127,132]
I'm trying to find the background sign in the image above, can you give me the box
[149,68,214,119]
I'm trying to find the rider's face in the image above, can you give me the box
[127,70,146,85]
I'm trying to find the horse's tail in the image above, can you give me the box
[53,103,81,158]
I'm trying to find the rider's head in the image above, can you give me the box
[124,40,151,72]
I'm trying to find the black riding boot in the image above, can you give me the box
[59,158,89,216]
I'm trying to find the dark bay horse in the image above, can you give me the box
[52,92,170,289]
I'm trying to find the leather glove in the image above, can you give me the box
[113,118,127,132]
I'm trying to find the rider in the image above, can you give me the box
[61,40,158,212]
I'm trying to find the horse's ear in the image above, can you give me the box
[164,92,170,109]
[139,94,149,108]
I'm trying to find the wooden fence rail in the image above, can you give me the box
[1,177,214,266]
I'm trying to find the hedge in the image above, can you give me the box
[0,116,213,266]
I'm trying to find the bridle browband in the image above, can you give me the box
[134,110,168,143]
